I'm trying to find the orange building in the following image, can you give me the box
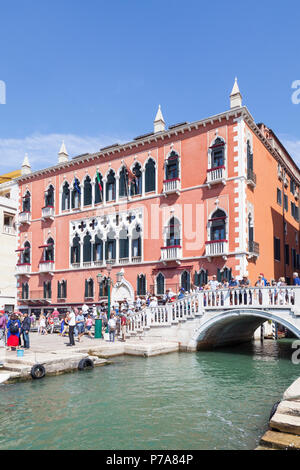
[16,80,300,313]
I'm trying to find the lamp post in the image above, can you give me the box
[106,262,113,333]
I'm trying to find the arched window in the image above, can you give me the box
[83,232,92,262]
[22,191,31,212]
[181,271,190,292]
[131,163,142,196]
[217,267,232,282]
[165,151,179,180]
[119,228,129,259]
[58,280,67,299]
[119,167,129,198]
[99,276,108,297]
[132,224,142,257]
[62,182,70,211]
[106,170,116,202]
[210,138,225,168]
[94,235,103,262]
[95,173,103,204]
[71,234,81,264]
[156,273,165,295]
[45,185,54,207]
[145,159,156,193]
[85,278,94,299]
[137,274,146,296]
[71,178,81,209]
[105,229,116,261]
[210,209,226,241]
[44,238,54,262]
[23,242,31,264]
[166,217,181,247]
[194,270,208,288]
[83,176,92,207]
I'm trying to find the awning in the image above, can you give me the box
[38,244,54,249]
[15,248,25,252]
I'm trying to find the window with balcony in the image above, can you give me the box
[62,182,70,211]
[119,228,129,260]
[23,242,31,264]
[22,191,31,212]
[165,151,179,181]
[130,163,142,196]
[71,234,81,264]
[45,185,54,208]
[95,173,103,204]
[83,176,92,207]
[93,235,103,263]
[137,274,146,296]
[145,158,156,193]
[85,278,94,299]
[119,167,129,198]
[210,210,226,241]
[132,225,142,259]
[166,217,181,247]
[210,138,225,168]
[105,230,116,261]
[44,238,55,262]
[3,213,15,234]
[83,232,92,263]
[106,170,116,202]
[71,179,81,209]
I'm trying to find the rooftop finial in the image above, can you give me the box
[58,140,69,163]
[21,153,32,176]
[154,104,165,133]
[230,77,242,108]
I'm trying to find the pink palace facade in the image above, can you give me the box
[16,80,300,313]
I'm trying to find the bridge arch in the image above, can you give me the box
[190,309,300,350]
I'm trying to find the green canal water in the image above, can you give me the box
[0,339,299,450]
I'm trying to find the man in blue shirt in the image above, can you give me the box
[293,272,300,286]
[229,276,239,287]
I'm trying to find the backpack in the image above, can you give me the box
[9,321,19,335]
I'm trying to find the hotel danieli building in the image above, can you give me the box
[16,80,300,313]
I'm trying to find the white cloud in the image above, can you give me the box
[0,133,126,173]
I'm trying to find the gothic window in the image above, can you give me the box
[119,228,129,259]
[45,185,54,207]
[71,179,81,209]
[23,242,31,264]
[119,167,129,198]
[105,230,116,261]
[85,278,94,299]
[95,173,103,204]
[44,238,54,262]
[181,271,191,292]
[99,277,108,297]
[137,274,146,296]
[210,209,226,241]
[194,270,208,287]
[83,232,92,262]
[165,151,179,180]
[130,163,142,196]
[22,191,31,212]
[71,234,81,264]
[217,267,232,282]
[93,235,103,262]
[132,224,141,257]
[166,217,181,247]
[106,170,116,202]
[156,273,165,295]
[145,159,156,193]
[83,176,92,207]
[210,138,225,168]
[62,182,70,211]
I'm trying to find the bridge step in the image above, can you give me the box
[270,412,300,435]
[260,430,300,450]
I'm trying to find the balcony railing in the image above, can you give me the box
[163,178,181,195]
[39,261,55,273]
[42,206,55,219]
[205,240,228,257]
[207,166,226,185]
[15,263,31,275]
[3,225,15,235]
[247,169,257,187]
[119,258,129,265]
[19,211,31,224]
[248,240,260,257]
[161,245,182,262]
[132,256,142,263]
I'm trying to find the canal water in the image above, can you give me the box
[0,339,299,450]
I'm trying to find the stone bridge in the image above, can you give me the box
[127,287,300,350]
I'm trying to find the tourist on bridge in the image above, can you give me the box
[293,272,300,286]
[21,312,31,349]
[108,313,117,342]
[6,313,21,351]
[208,275,220,290]
[66,310,76,347]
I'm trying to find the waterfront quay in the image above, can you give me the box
[0,332,179,384]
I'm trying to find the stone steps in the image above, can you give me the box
[270,412,300,435]
[260,430,300,450]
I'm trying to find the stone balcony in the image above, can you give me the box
[205,240,228,259]
[39,261,55,274]
[15,263,31,276]
[42,206,55,220]
[163,178,181,196]
[248,240,260,258]
[247,168,257,188]
[207,166,226,186]
[19,211,31,225]
[161,245,182,264]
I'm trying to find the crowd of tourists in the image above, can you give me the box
[0,272,299,352]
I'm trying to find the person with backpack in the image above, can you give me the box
[6,313,21,351]
[21,312,31,349]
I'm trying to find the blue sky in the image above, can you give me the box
[1,0,300,172]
